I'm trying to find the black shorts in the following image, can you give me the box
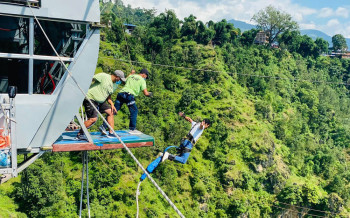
[83,99,111,119]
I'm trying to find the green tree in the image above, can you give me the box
[332,34,348,52]
[297,35,316,57]
[181,14,197,40]
[278,30,302,52]
[110,17,124,43]
[195,21,215,45]
[252,5,299,45]
[315,37,329,54]
[150,10,180,41]
[239,29,259,46]
[211,19,240,45]
[180,15,215,45]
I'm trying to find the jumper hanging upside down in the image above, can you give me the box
[161,112,211,164]
[139,112,211,181]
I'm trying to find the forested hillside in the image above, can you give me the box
[1,1,350,217]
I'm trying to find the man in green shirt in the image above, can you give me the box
[77,70,125,140]
[102,68,152,134]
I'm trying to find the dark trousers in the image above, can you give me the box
[115,92,138,130]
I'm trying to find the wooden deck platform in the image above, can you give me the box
[52,130,154,152]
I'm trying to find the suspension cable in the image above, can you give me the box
[276,201,335,216]
[99,57,350,87]
[27,3,185,218]
[270,204,326,218]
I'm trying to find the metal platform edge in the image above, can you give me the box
[52,141,154,152]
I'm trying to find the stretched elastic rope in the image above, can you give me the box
[86,151,91,218]
[79,152,85,218]
[136,181,142,218]
[79,151,91,218]
[27,4,185,218]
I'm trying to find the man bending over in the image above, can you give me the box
[77,70,125,140]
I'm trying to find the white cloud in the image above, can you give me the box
[123,0,316,25]
[317,7,349,18]
[346,26,350,38]
[335,7,349,18]
[122,0,349,37]
[317,19,350,38]
[300,22,316,30]
[319,8,333,18]
[327,19,340,27]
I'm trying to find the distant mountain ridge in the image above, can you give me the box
[228,19,350,48]
[300,29,332,45]
[229,19,256,32]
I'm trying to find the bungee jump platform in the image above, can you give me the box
[52,131,154,152]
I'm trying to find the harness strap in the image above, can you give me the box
[185,135,196,145]
[179,147,192,153]
[186,122,200,144]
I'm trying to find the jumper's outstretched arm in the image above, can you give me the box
[178,111,193,123]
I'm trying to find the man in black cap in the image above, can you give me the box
[77,70,125,140]
[100,68,152,134]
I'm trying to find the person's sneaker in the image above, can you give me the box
[77,134,88,141]
[107,132,117,138]
[157,152,163,158]
[162,152,170,162]
[99,125,108,136]
[129,129,142,134]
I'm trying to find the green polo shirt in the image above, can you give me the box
[86,73,114,103]
[120,74,146,96]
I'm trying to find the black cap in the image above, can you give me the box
[140,68,149,79]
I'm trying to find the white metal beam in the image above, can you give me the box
[29,17,34,94]
[17,151,45,173]
[0,168,12,174]
[0,53,74,62]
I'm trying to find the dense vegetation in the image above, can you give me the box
[1,1,350,217]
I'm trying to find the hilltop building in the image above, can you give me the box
[124,23,136,34]
[328,52,350,59]
[254,31,269,45]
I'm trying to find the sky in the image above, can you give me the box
[122,0,350,38]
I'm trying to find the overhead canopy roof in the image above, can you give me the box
[0,0,100,23]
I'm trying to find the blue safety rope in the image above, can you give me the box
[139,145,178,181]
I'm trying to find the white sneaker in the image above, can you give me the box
[129,129,142,134]
[157,152,163,158]
[99,125,108,136]
[162,152,170,162]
